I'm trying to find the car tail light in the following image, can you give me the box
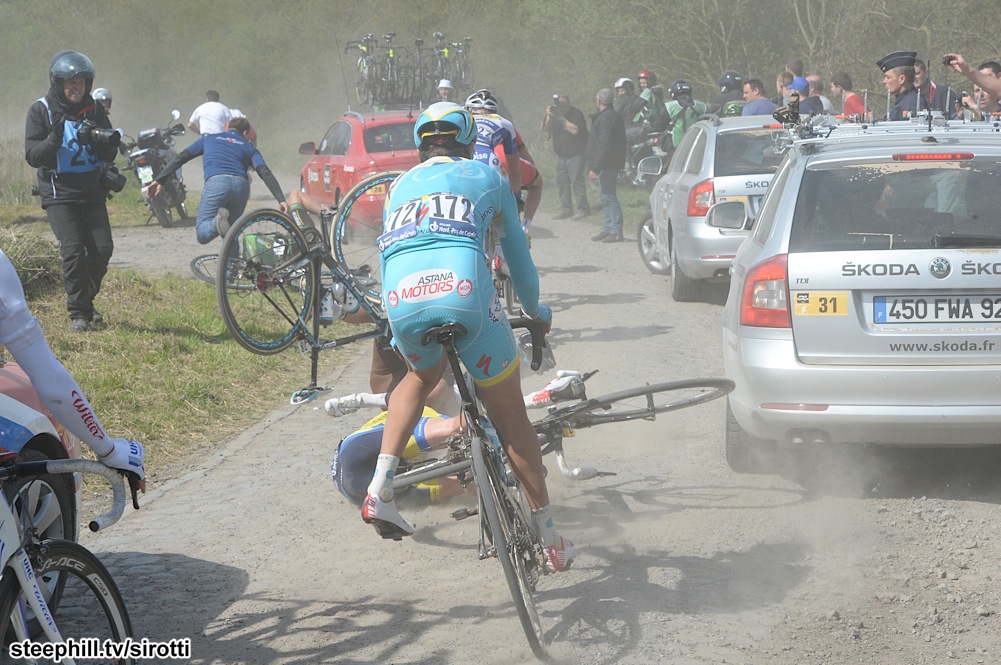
[892,152,975,161]
[739,254,790,328]
[687,178,715,217]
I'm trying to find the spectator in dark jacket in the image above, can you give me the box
[586,88,626,243]
[542,94,590,219]
[25,51,120,332]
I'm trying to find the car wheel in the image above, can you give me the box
[725,399,769,473]
[670,238,702,302]
[637,209,669,275]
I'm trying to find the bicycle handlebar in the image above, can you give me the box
[0,459,132,533]
[508,317,549,371]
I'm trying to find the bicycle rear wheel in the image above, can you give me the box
[216,208,317,355]
[0,540,134,664]
[546,378,735,427]
[471,436,548,660]
[333,171,403,300]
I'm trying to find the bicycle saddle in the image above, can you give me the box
[421,322,467,346]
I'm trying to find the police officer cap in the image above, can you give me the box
[877,51,917,72]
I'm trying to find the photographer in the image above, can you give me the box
[663,80,707,150]
[25,51,120,333]
[541,94,590,220]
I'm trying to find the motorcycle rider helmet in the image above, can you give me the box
[93,87,112,109]
[718,70,744,93]
[668,79,693,100]
[49,50,95,94]
[414,102,477,148]
[638,70,657,87]
[614,77,634,92]
[464,89,498,114]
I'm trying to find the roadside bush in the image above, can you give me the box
[0,227,62,300]
[0,138,34,207]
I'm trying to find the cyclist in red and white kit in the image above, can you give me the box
[0,248,145,485]
[464,89,523,195]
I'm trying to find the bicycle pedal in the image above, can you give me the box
[451,507,478,520]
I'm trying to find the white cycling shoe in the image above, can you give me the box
[361,493,414,541]
[325,393,362,417]
[543,535,576,573]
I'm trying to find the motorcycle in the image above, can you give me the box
[120,110,188,227]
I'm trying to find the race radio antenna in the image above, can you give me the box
[333,31,352,112]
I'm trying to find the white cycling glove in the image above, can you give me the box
[97,438,145,480]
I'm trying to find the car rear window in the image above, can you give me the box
[363,122,416,153]
[788,161,1001,252]
[714,130,785,177]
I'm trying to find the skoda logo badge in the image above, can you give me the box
[929,257,951,279]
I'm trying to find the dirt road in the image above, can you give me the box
[88,211,1001,664]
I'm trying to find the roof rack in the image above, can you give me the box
[767,112,1001,153]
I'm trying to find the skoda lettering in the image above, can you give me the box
[842,262,920,277]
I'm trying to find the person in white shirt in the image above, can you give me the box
[188,89,231,135]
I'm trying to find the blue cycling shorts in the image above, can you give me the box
[383,245,519,386]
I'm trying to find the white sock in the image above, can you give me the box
[531,503,557,547]
[368,454,399,502]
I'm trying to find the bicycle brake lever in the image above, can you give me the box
[126,472,142,510]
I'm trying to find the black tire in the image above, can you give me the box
[151,198,174,228]
[470,437,548,660]
[191,254,256,291]
[670,239,702,302]
[333,171,403,300]
[637,209,669,275]
[539,378,734,434]
[216,208,316,355]
[725,399,769,474]
[175,200,189,220]
[0,539,134,662]
[190,254,218,285]
[3,448,75,626]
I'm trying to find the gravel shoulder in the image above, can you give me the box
[85,209,1001,665]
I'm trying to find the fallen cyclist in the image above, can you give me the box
[330,373,586,509]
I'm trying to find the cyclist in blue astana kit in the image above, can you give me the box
[362,102,575,572]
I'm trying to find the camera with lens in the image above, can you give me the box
[942,55,957,66]
[549,94,560,113]
[99,164,127,193]
[77,119,121,149]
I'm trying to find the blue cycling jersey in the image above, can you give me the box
[379,156,539,384]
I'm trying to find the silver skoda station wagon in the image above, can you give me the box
[715,118,1001,472]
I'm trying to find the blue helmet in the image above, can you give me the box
[414,102,477,148]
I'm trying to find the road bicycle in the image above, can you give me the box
[213,171,402,405]
[0,458,136,664]
[344,34,378,107]
[367,326,735,659]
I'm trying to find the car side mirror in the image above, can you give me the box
[298,141,317,155]
[637,156,662,176]
[705,200,748,230]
